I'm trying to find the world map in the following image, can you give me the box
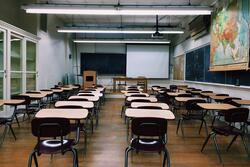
[210,0,249,71]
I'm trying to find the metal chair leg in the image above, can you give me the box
[226,135,238,152]
[212,134,223,163]
[0,124,8,145]
[163,147,171,167]
[14,114,20,127]
[176,119,181,134]
[33,152,38,167]
[198,121,204,134]
[8,124,17,140]
[240,135,250,158]
[125,146,133,167]
[201,132,213,152]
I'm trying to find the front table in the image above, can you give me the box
[113,77,147,92]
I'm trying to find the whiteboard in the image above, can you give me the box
[126,45,169,78]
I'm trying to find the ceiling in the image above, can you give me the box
[37,0,216,41]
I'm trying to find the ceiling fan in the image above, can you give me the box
[152,15,164,38]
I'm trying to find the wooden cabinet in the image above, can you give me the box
[83,70,97,89]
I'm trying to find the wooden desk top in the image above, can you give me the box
[197,103,236,110]
[35,108,88,119]
[167,92,191,97]
[20,93,47,99]
[50,89,63,93]
[233,100,250,105]
[124,93,149,97]
[40,90,53,95]
[121,90,141,94]
[125,86,142,89]
[200,92,217,97]
[125,108,175,120]
[126,97,157,102]
[0,99,25,106]
[190,90,202,94]
[209,95,234,100]
[131,102,169,110]
[77,92,103,97]
[61,87,73,91]
[175,97,203,102]
[55,101,94,109]
[69,96,99,102]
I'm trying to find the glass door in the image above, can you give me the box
[10,34,23,95]
[0,29,6,99]
[26,40,37,91]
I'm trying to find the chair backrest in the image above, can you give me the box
[78,94,95,96]
[201,91,213,93]
[26,91,41,94]
[31,118,71,137]
[127,88,139,91]
[11,94,31,105]
[79,91,92,93]
[96,84,103,88]
[137,106,162,109]
[55,105,84,109]
[169,85,177,90]
[130,99,151,103]
[68,98,89,101]
[224,108,249,123]
[216,94,229,96]
[186,99,206,111]
[127,91,140,93]
[223,97,241,104]
[131,118,167,136]
[130,94,147,97]
[85,89,96,91]
[177,94,193,97]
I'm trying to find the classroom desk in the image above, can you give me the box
[20,93,47,100]
[131,102,169,109]
[51,89,63,93]
[126,97,157,102]
[121,90,141,94]
[36,108,88,120]
[197,103,236,110]
[113,77,147,92]
[125,86,142,90]
[69,96,99,102]
[77,92,103,97]
[209,95,235,101]
[167,92,191,97]
[124,93,149,97]
[55,101,94,109]
[200,92,217,97]
[0,99,25,106]
[233,100,250,106]
[61,87,73,91]
[125,108,175,119]
[175,97,203,102]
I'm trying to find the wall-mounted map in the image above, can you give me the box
[210,0,249,71]
[173,55,184,80]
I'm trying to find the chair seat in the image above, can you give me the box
[36,139,75,154]
[130,138,165,152]
[0,118,12,124]
[212,126,243,136]
[182,113,203,120]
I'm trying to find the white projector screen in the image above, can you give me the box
[126,45,169,78]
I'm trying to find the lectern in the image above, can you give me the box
[83,70,97,89]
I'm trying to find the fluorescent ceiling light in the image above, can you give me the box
[22,4,211,15]
[58,28,184,34]
[73,39,170,44]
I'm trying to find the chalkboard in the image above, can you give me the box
[185,45,250,86]
[80,53,126,75]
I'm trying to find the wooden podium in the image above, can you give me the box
[83,70,97,89]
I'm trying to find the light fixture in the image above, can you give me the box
[57,28,184,34]
[22,4,212,15]
[73,39,170,44]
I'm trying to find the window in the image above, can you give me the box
[26,41,36,91]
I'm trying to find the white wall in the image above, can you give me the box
[172,34,250,100]
[37,15,73,89]
[75,43,170,89]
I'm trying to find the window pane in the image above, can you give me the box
[11,72,22,95]
[26,41,36,71]
[0,32,3,71]
[11,36,22,71]
[0,72,3,99]
[26,73,36,91]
